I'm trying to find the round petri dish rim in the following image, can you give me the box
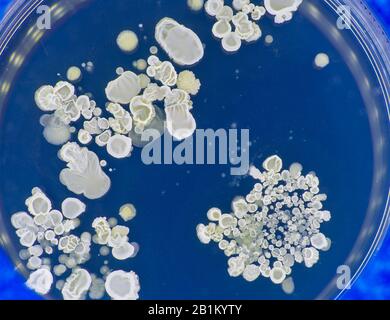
[0,0,388,300]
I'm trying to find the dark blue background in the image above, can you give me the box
[0,0,389,300]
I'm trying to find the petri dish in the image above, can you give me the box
[0,0,389,300]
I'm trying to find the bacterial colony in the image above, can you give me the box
[8,0,332,300]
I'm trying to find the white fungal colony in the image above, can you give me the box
[40,114,72,146]
[264,0,303,24]
[177,71,201,95]
[26,268,53,295]
[62,268,92,300]
[196,155,331,292]
[61,198,86,219]
[165,101,197,140]
[204,0,303,52]
[11,190,141,300]
[105,71,141,104]
[105,270,141,300]
[106,134,133,159]
[155,18,204,66]
[58,142,111,200]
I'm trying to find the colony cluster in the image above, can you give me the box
[204,0,303,52]
[16,0,330,299]
[33,17,203,201]
[11,188,140,300]
[24,17,206,299]
[196,155,331,293]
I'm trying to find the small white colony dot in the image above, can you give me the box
[310,233,328,250]
[105,270,140,300]
[93,107,102,117]
[61,198,86,219]
[54,264,67,277]
[270,267,286,284]
[100,266,110,275]
[265,35,274,45]
[99,246,110,256]
[27,256,42,270]
[219,214,234,229]
[188,0,205,11]
[176,71,201,95]
[282,277,295,294]
[289,162,303,178]
[56,280,66,291]
[29,245,43,257]
[207,207,222,221]
[19,249,30,260]
[106,134,133,159]
[116,67,125,75]
[221,32,242,53]
[66,66,82,82]
[314,53,330,69]
[243,264,261,282]
[116,30,139,53]
[216,6,234,21]
[262,154,283,173]
[78,129,92,145]
[45,247,53,255]
[44,230,56,241]
[108,217,118,227]
[133,59,147,71]
[212,20,232,39]
[119,203,137,222]
[86,61,94,73]
[149,46,158,55]
[205,0,224,16]
[196,224,211,244]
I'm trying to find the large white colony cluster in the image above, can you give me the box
[17,0,329,299]
[33,17,203,200]
[11,188,140,300]
[205,0,302,52]
[196,155,331,293]
[26,16,205,300]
